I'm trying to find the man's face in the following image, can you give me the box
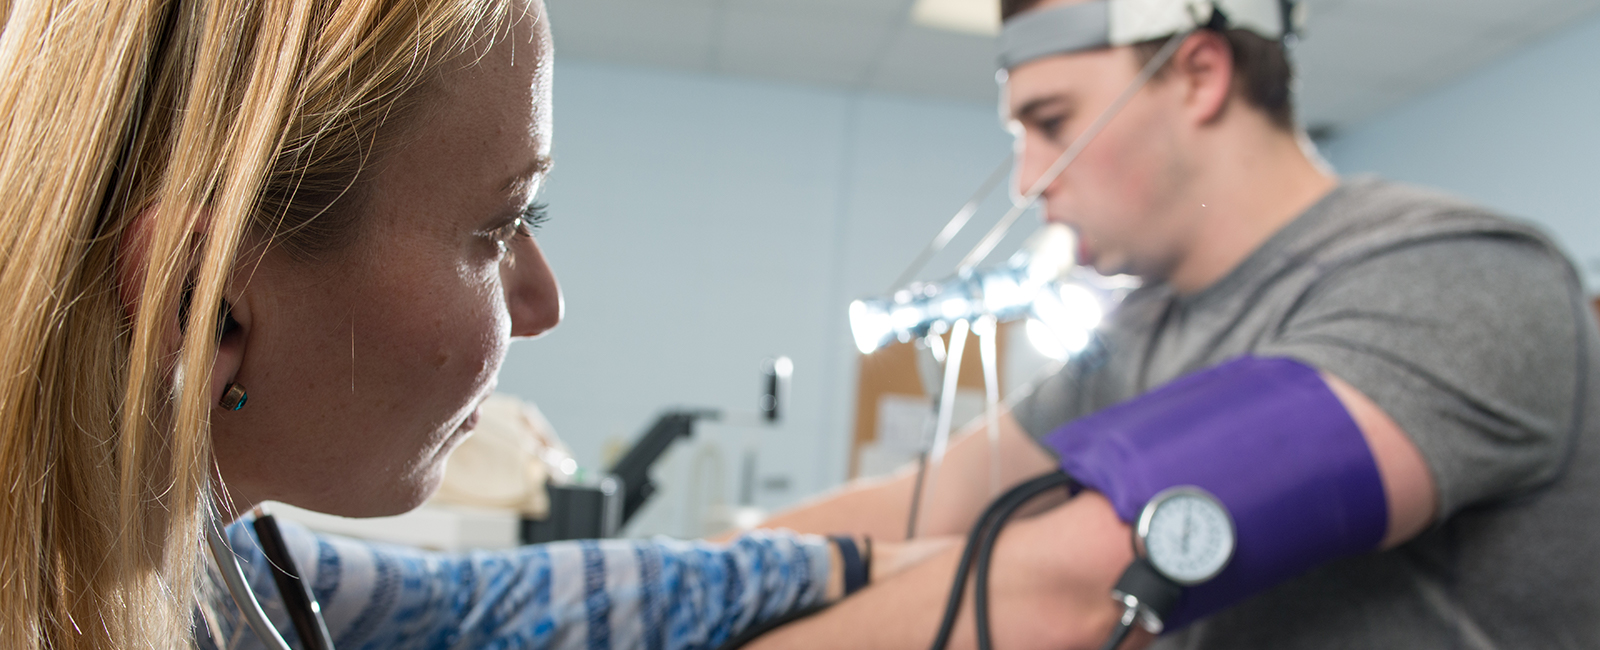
[1004,26,1194,279]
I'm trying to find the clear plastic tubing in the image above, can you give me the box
[976,316,1002,497]
[922,318,971,532]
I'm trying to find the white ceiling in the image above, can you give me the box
[545,0,1600,130]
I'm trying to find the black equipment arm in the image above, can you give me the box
[608,409,720,525]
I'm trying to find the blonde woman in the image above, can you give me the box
[0,1,911,648]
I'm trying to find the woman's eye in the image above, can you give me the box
[489,202,550,255]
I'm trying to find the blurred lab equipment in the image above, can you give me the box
[532,356,793,541]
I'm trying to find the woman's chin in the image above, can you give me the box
[243,416,477,518]
[271,459,448,519]
[368,462,453,517]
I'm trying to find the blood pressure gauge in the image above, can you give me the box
[1134,486,1235,585]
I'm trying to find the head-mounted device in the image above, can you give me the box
[999,0,1303,70]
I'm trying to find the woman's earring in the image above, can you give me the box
[219,383,248,411]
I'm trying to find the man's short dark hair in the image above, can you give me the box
[1000,0,1297,131]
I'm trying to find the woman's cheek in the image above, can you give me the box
[450,273,514,389]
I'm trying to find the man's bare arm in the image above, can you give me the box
[752,371,1437,544]
[752,412,1061,541]
[747,492,1139,650]
[746,374,1438,649]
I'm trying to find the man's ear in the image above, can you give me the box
[1172,30,1237,126]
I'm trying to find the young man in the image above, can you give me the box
[745,0,1600,648]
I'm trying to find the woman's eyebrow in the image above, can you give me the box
[503,154,555,195]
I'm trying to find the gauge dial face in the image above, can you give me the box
[1138,488,1234,585]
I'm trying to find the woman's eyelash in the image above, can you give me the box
[491,202,550,246]
[516,201,550,235]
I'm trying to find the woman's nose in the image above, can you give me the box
[504,236,563,339]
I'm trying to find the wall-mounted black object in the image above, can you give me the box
[519,357,792,543]
[521,478,621,544]
[759,357,791,423]
[609,409,722,526]
[519,411,714,545]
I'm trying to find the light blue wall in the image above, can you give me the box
[499,13,1600,535]
[496,59,1015,536]
[1323,14,1600,288]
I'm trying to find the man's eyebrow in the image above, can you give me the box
[1011,94,1070,123]
[503,154,555,195]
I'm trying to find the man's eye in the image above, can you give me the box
[1036,116,1066,140]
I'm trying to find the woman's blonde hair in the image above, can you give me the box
[0,0,513,646]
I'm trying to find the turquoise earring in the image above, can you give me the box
[220,383,248,411]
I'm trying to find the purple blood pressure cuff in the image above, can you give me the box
[1042,357,1387,629]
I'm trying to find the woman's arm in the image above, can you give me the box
[743,493,1137,650]
[199,519,835,650]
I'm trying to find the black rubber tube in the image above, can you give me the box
[253,514,335,650]
[973,472,1078,650]
[929,471,1077,650]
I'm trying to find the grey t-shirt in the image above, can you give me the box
[1012,178,1600,649]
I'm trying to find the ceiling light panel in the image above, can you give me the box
[911,0,1002,36]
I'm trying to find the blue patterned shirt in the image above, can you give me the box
[198,518,831,650]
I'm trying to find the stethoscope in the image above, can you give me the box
[206,507,336,650]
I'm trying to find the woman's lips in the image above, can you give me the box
[456,387,495,433]
[457,406,481,432]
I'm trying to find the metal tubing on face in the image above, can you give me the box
[890,157,1015,292]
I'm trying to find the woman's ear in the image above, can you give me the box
[115,203,253,410]
[210,297,249,409]
[115,205,183,357]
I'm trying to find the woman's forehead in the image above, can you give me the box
[433,6,552,165]
[352,9,551,237]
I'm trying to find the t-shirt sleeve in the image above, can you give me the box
[1255,234,1586,518]
[1010,311,1140,441]
[1011,354,1089,441]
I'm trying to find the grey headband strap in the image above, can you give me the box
[998,1,1111,70]
[1000,0,1296,71]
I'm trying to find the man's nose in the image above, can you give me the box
[505,237,563,339]
[1013,130,1062,201]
